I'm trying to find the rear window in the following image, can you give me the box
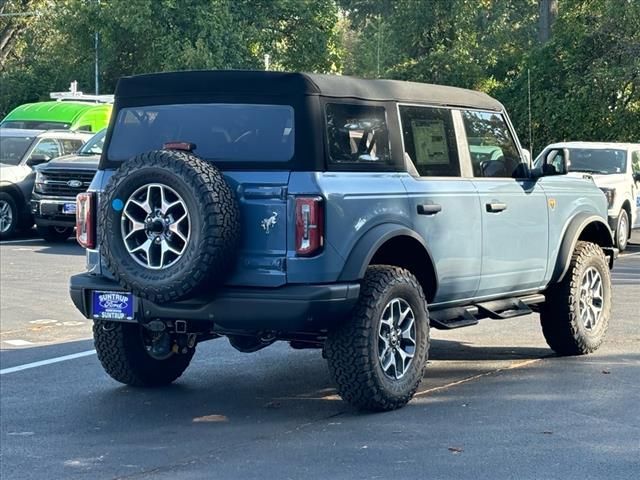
[1,121,71,130]
[107,103,294,163]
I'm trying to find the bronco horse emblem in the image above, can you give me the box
[261,211,278,234]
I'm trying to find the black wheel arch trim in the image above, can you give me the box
[552,213,615,284]
[338,223,439,296]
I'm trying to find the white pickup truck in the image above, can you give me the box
[535,142,640,251]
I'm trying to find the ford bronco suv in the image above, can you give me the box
[69,71,617,411]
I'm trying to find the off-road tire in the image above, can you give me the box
[36,225,73,242]
[93,320,195,386]
[540,241,611,355]
[615,209,629,252]
[325,266,430,411]
[0,192,19,239]
[100,150,240,303]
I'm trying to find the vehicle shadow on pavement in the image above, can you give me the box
[430,339,552,361]
[0,238,84,255]
[2,337,556,424]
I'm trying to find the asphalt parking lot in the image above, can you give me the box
[1,232,639,479]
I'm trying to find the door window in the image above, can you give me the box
[30,139,61,159]
[399,105,460,177]
[462,111,527,178]
[632,151,640,174]
[326,103,391,166]
[60,139,84,155]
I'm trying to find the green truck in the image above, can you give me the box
[1,83,112,133]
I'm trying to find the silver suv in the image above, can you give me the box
[0,128,91,238]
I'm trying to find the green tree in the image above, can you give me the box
[0,0,342,116]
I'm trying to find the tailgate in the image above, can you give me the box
[222,171,290,287]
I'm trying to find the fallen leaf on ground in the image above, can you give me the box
[602,370,611,374]
[192,414,228,423]
[448,447,463,454]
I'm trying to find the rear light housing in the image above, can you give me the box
[295,196,324,256]
[76,192,95,248]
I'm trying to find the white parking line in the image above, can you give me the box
[619,251,640,258]
[0,350,96,375]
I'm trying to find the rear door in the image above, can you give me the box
[398,105,482,303]
[462,110,548,297]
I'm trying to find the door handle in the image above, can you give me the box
[486,202,507,213]
[417,204,442,215]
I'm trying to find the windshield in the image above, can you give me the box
[0,135,36,165]
[108,103,294,163]
[567,148,627,174]
[1,120,71,130]
[78,128,106,155]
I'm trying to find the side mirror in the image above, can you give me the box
[633,172,640,183]
[26,154,51,167]
[522,148,531,165]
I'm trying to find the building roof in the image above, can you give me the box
[115,70,504,111]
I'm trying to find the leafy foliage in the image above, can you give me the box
[1,0,638,150]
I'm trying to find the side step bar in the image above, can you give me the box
[429,294,545,330]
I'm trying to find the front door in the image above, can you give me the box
[461,110,548,297]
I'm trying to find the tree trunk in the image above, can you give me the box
[538,0,558,43]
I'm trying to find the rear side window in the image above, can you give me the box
[108,104,294,163]
[326,103,391,166]
[31,139,61,159]
[462,111,526,178]
[632,150,640,174]
[60,139,83,155]
[399,105,460,177]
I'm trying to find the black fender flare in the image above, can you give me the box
[551,213,614,283]
[338,223,439,294]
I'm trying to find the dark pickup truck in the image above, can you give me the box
[31,129,104,241]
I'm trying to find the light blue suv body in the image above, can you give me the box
[69,71,616,411]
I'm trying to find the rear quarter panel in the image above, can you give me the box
[286,171,410,284]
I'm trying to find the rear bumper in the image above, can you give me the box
[69,273,360,332]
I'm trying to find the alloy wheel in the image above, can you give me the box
[378,298,417,379]
[121,183,190,270]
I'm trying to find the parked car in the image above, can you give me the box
[535,142,640,251]
[1,83,112,133]
[0,128,92,238]
[70,71,616,411]
[31,129,104,242]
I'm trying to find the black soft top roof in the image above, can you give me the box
[115,70,503,111]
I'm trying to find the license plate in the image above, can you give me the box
[62,202,76,215]
[92,291,134,321]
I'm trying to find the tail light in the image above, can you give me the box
[76,192,96,248]
[295,196,324,256]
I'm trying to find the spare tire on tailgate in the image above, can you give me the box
[100,150,240,303]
